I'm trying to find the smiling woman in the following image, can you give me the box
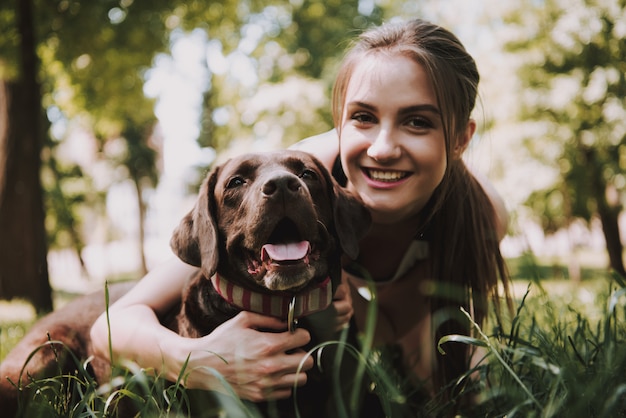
[295,18,512,409]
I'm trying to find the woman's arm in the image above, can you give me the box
[90,257,314,401]
[289,129,339,171]
[90,258,192,372]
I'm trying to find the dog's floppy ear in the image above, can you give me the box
[170,167,220,276]
[331,183,371,260]
[311,155,370,260]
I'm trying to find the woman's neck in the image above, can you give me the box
[357,217,423,281]
[369,211,425,240]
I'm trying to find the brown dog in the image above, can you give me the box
[0,150,371,417]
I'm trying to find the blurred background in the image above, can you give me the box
[0,0,624,319]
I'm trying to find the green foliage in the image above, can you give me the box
[504,0,626,224]
[188,0,384,152]
[287,0,384,80]
[504,0,626,275]
[464,276,626,417]
[42,156,90,267]
[0,4,19,79]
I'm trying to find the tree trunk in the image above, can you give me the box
[596,203,625,278]
[586,148,626,279]
[0,0,52,313]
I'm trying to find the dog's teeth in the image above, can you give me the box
[262,241,310,261]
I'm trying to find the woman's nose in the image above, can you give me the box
[366,128,401,161]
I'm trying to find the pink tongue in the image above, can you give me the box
[262,241,310,261]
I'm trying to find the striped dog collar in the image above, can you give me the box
[210,274,333,329]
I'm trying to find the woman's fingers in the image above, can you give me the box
[179,311,314,402]
[229,311,314,356]
[235,310,290,331]
[332,281,354,331]
[238,352,311,401]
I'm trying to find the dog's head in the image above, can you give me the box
[170,150,370,293]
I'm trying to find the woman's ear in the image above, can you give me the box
[453,119,476,160]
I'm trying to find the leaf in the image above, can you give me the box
[437,334,488,355]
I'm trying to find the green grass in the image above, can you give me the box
[2,257,626,417]
[463,272,626,417]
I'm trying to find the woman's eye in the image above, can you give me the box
[300,169,318,181]
[351,112,376,124]
[407,116,433,130]
[226,176,245,189]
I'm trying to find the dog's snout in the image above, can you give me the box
[262,175,302,197]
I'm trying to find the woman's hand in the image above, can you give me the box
[332,278,354,331]
[162,311,315,402]
[89,258,317,403]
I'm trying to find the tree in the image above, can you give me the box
[0,0,52,313]
[504,0,626,277]
[118,120,159,276]
[0,0,177,309]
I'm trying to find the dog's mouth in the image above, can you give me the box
[247,218,320,290]
[261,240,311,265]
[262,218,314,265]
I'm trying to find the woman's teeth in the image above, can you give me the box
[367,169,408,182]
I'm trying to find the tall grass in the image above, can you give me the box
[457,270,626,417]
[2,262,625,417]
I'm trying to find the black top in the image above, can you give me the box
[331,155,348,187]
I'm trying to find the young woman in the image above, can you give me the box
[91,18,511,408]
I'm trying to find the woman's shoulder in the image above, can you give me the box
[289,129,339,171]
[469,169,509,240]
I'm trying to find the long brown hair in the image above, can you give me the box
[332,18,512,399]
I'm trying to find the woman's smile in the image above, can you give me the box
[362,167,412,186]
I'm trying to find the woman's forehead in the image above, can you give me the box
[344,54,437,108]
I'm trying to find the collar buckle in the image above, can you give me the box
[288,295,298,333]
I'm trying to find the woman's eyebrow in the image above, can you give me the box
[347,101,377,111]
[348,101,441,116]
[399,104,441,116]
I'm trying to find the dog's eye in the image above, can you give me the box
[226,176,245,189]
[300,169,318,181]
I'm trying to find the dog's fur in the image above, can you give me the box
[0,150,371,417]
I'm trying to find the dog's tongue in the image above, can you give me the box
[262,241,310,261]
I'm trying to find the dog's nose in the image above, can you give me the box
[262,175,302,197]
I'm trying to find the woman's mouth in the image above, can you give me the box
[365,168,411,183]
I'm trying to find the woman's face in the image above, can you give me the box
[339,53,447,225]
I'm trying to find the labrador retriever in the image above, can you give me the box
[0,150,371,417]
